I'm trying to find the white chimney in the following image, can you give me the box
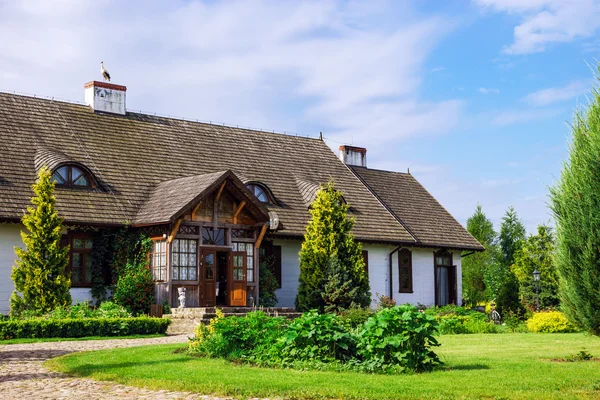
[339,145,367,167]
[84,81,127,115]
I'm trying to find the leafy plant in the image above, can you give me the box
[339,306,374,329]
[374,292,396,311]
[269,311,356,364]
[527,311,577,333]
[10,167,71,316]
[356,305,442,373]
[296,180,370,312]
[565,350,593,362]
[113,262,154,316]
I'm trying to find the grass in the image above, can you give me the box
[1,333,165,345]
[47,333,600,400]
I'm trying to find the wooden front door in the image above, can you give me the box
[200,249,217,307]
[229,251,247,306]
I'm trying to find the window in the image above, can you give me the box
[260,241,282,288]
[398,249,412,293]
[247,183,270,203]
[150,239,167,281]
[202,227,226,245]
[71,237,93,286]
[233,242,254,282]
[52,164,93,188]
[434,250,456,306]
[172,239,197,280]
[362,250,369,276]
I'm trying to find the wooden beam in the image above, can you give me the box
[233,200,247,224]
[255,224,268,249]
[191,200,202,221]
[168,219,182,243]
[215,181,227,202]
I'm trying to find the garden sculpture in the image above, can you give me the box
[178,287,186,309]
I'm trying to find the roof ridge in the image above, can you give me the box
[0,90,323,143]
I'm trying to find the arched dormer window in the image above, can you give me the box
[247,183,271,203]
[52,164,94,188]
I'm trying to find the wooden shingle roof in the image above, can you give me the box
[350,166,484,250]
[0,92,414,243]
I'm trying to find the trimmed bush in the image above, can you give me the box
[113,262,154,316]
[0,317,170,340]
[527,311,577,333]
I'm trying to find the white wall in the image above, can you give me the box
[273,239,302,307]
[389,248,462,307]
[272,241,463,309]
[0,224,21,315]
[0,223,98,315]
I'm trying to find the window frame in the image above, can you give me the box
[398,248,413,293]
[246,183,272,204]
[69,235,94,287]
[149,238,167,282]
[232,241,255,283]
[52,164,96,189]
[171,238,198,281]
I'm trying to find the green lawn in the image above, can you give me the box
[47,333,600,399]
[1,333,166,345]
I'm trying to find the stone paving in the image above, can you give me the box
[0,335,228,399]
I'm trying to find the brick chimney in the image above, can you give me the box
[339,145,367,167]
[84,81,127,115]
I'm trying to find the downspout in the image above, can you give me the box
[388,246,402,298]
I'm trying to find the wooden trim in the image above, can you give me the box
[255,225,268,249]
[233,200,246,224]
[215,181,227,202]
[191,200,203,221]
[168,219,182,243]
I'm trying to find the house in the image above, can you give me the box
[0,80,483,315]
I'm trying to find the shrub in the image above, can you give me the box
[339,306,374,329]
[189,311,286,359]
[356,305,442,373]
[0,317,170,340]
[437,315,499,334]
[374,292,396,311]
[259,257,279,307]
[269,311,355,364]
[113,262,154,315]
[96,301,132,318]
[527,311,578,333]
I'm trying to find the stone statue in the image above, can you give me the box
[178,287,186,309]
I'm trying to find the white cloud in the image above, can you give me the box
[523,79,591,106]
[0,0,461,150]
[490,108,562,126]
[479,87,500,94]
[430,66,445,72]
[474,0,600,54]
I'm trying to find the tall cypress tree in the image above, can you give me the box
[296,181,370,312]
[10,167,71,316]
[550,71,600,335]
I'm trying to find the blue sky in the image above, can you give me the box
[1,0,598,233]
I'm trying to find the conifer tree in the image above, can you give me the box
[462,205,496,306]
[296,181,370,312]
[550,71,600,335]
[10,167,71,316]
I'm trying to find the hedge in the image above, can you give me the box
[0,317,171,340]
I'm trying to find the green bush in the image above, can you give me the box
[259,257,279,307]
[113,262,154,315]
[269,311,356,364]
[527,311,577,333]
[339,306,374,329]
[96,301,132,318]
[0,317,170,340]
[356,305,441,373]
[189,310,286,359]
[437,315,499,334]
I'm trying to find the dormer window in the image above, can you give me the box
[52,164,94,188]
[247,183,271,203]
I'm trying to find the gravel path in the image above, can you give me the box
[0,335,228,399]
